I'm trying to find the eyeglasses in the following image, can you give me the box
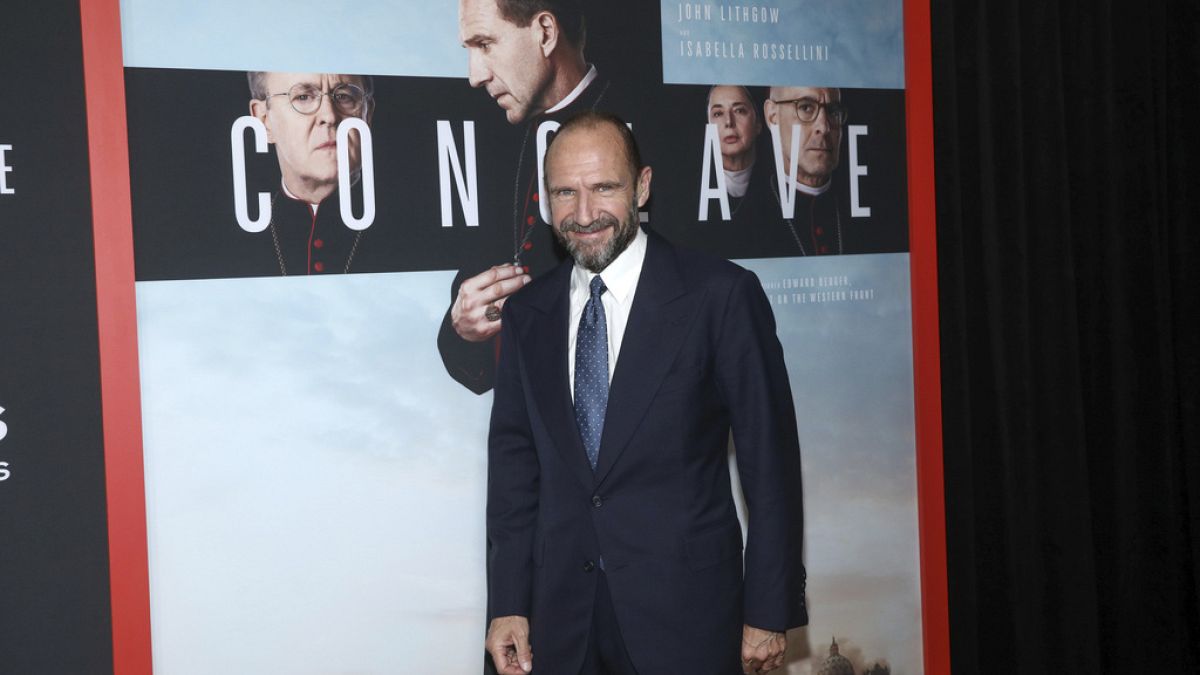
[771,97,847,126]
[269,82,369,116]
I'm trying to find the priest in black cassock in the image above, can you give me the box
[439,0,626,394]
[245,71,376,276]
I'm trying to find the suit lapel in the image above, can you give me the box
[521,262,596,493]
[594,233,696,486]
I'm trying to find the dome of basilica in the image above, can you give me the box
[817,637,855,675]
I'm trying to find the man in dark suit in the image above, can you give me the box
[485,111,807,674]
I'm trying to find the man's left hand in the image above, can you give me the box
[741,624,787,673]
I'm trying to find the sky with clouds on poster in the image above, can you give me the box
[136,253,920,674]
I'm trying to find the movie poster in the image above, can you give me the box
[123,0,919,671]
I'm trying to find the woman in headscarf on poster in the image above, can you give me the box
[690,84,796,259]
[707,84,763,213]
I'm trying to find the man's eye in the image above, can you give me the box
[797,102,817,115]
[712,110,724,118]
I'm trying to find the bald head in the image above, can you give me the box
[544,110,641,183]
[542,111,651,273]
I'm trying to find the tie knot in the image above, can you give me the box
[589,275,607,298]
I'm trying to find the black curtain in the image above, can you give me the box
[932,0,1200,672]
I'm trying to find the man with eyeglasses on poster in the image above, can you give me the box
[762,86,848,256]
[246,72,374,275]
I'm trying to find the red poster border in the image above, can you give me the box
[904,0,951,672]
[80,1,153,673]
[82,0,947,672]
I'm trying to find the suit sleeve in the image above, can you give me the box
[485,303,539,620]
[437,268,498,395]
[715,268,808,632]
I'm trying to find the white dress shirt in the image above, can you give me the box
[568,227,648,398]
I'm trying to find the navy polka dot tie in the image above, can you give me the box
[574,275,609,470]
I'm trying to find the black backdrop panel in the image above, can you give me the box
[0,2,114,672]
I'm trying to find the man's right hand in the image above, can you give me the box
[452,265,532,342]
[486,615,533,674]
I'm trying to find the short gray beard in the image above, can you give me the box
[556,208,638,274]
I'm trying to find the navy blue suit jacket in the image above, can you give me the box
[487,231,807,674]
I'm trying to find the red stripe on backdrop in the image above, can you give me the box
[79,0,154,673]
[904,0,951,672]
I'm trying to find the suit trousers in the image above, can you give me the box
[580,572,639,674]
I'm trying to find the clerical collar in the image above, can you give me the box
[724,164,753,198]
[546,65,598,114]
[571,226,647,308]
[787,174,832,197]
[280,178,319,215]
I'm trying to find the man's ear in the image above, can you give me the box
[535,11,559,58]
[635,165,652,208]
[248,99,275,143]
[763,98,778,127]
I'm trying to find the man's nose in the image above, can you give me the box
[315,92,338,123]
[467,53,490,88]
[573,191,594,224]
[811,107,831,134]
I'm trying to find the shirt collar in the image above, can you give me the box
[571,226,647,305]
[725,164,753,198]
[788,173,832,197]
[281,177,320,214]
[546,65,598,114]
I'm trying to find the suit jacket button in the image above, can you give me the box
[583,560,595,573]
[592,495,603,508]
